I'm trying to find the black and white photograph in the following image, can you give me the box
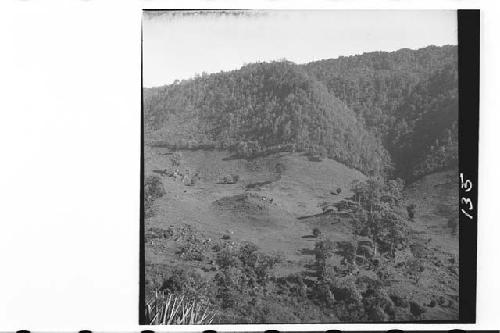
[141,9,474,324]
[1,0,496,330]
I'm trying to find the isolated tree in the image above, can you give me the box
[314,239,335,279]
[336,241,357,266]
[312,227,322,238]
[350,177,406,257]
[171,152,182,167]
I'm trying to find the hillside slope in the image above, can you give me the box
[145,148,367,278]
[146,45,458,181]
[143,45,459,323]
[145,61,390,175]
[145,147,459,322]
[304,45,458,180]
[390,65,458,179]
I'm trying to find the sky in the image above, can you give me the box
[142,10,457,87]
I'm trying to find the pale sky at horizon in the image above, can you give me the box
[143,10,457,88]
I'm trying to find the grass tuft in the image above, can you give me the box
[145,291,217,325]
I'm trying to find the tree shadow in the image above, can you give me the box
[297,212,329,220]
[301,235,317,239]
[245,180,273,189]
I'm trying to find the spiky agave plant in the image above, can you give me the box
[145,291,217,325]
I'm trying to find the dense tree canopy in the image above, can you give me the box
[145,61,390,174]
[144,45,458,181]
[304,45,458,180]
[389,64,458,179]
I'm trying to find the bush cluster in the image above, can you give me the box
[144,175,165,217]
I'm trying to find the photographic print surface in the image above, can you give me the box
[142,10,463,323]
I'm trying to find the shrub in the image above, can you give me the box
[314,239,335,278]
[406,203,416,220]
[336,241,357,265]
[409,301,426,318]
[330,278,362,303]
[389,293,409,308]
[328,277,365,321]
[171,152,182,166]
[145,175,165,216]
[254,252,282,283]
[278,274,308,298]
[214,267,247,309]
[212,243,222,252]
[190,177,197,186]
[221,174,239,184]
[216,247,240,269]
[362,285,394,321]
[238,242,259,267]
[318,146,328,159]
[312,281,336,307]
[145,175,165,202]
[315,239,335,262]
[312,227,322,238]
[235,140,261,157]
[251,300,300,323]
[177,242,206,261]
[160,268,204,296]
[356,244,373,260]
[235,141,250,156]
[336,187,342,194]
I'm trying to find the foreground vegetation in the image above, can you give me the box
[145,175,458,323]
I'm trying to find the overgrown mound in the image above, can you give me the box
[214,193,271,215]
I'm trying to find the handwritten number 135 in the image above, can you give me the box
[460,173,473,220]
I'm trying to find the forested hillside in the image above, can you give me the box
[389,64,458,179]
[144,45,458,181]
[304,45,458,180]
[145,61,390,174]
